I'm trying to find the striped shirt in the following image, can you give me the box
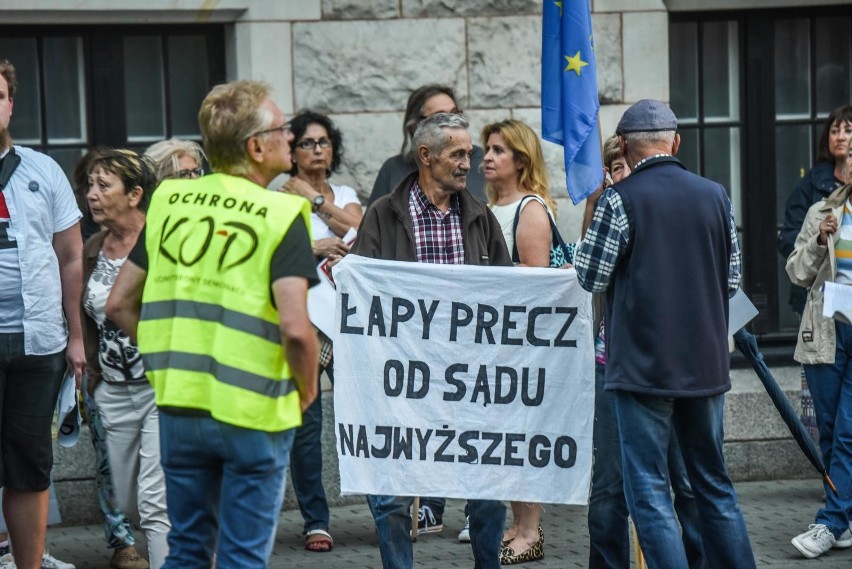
[834,199,852,285]
[408,180,465,264]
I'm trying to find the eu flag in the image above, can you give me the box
[542,0,602,205]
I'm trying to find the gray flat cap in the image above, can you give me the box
[616,99,677,134]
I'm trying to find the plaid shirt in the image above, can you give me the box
[575,187,742,294]
[408,180,465,264]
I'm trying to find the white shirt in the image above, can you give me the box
[1,146,81,354]
[310,183,360,241]
[489,196,552,257]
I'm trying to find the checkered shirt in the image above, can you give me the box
[575,187,742,294]
[408,180,465,264]
[317,328,334,369]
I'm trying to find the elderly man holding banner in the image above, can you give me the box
[340,112,595,568]
[350,111,509,568]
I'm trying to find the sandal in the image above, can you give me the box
[305,529,334,552]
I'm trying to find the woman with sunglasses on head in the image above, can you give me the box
[278,110,362,553]
[144,138,206,183]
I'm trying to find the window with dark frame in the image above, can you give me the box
[0,25,226,179]
[669,7,852,359]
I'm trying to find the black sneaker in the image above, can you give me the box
[417,504,443,535]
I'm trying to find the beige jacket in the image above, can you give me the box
[786,183,852,364]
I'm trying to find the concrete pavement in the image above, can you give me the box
[43,478,850,568]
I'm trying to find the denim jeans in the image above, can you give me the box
[804,320,852,538]
[290,378,330,533]
[588,363,706,569]
[159,412,295,569]
[615,390,755,569]
[366,495,505,569]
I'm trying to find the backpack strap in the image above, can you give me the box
[0,148,21,191]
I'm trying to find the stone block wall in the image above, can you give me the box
[0,0,672,241]
[281,0,670,243]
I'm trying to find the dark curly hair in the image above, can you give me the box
[288,110,344,177]
[817,105,852,164]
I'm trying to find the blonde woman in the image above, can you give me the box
[482,119,564,564]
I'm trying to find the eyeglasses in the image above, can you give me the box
[247,124,291,140]
[296,138,332,151]
[174,168,204,179]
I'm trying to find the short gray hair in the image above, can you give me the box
[412,112,470,166]
[144,138,207,183]
[623,130,676,146]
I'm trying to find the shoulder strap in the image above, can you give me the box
[0,148,21,191]
[511,195,539,263]
[511,194,574,265]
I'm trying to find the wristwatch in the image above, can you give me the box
[312,194,326,212]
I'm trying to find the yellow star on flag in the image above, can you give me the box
[564,51,588,76]
[555,1,563,16]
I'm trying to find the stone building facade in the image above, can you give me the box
[2,0,850,524]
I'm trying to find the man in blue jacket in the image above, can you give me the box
[575,100,755,569]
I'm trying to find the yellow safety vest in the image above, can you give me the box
[137,173,311,432]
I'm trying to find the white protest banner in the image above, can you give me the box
[332,255,594,505]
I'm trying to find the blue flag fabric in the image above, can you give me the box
[542,0,603,205]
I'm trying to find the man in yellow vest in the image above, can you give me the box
[106,80,319,569]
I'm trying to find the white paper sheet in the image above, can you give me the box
[822,281,852,324]
[729,288,759,335]
[308,228,357,338]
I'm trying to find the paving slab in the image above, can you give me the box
[41,478,852,568]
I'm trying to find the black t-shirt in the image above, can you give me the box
[129,215,318,287]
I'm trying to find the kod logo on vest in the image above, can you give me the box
[157,212,259,272]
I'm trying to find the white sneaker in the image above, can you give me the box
[41,551,75,569]
[458,516,470,543]
[835,525,852,549]
[792,524,836,559]
[0,553,16,569]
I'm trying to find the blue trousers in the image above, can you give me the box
[588,363,705,568]
[804,320,852,538]
[159,413,295,569]
[366,495,504,569]
[615,390,755,569]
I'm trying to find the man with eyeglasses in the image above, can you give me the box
[368,84,487,207]
[105,80,319,569]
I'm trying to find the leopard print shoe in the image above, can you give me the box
[499,528,544,565]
